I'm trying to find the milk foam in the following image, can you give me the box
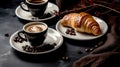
[26,24,46,33]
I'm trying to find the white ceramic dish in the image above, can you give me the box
[15,2,59,21]
[9,28,63,54]
[56,16,108,40]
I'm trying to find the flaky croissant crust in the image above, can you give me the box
[61,12,102,36]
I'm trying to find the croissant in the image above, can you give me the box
[61,12,101,36]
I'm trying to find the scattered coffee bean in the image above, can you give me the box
[66,30,69,34]
[62,56,70,61]
[85,48,95,52]
[22,43,56,53]
[53,10,58,15]
[93,41,104,50]
[85,41,104,52]
[66,28,76,36]
[22,46,26,51]
[14,36,27,43]
[94,45,99,48]
[89,48,94,51]
[4,33,9,37]
[85,48,90,52]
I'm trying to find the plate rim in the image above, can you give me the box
[56,16,108,40]
[9,28,63,54]
[15,2,59,21]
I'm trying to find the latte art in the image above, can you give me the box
[26,24,46,33]
[28,25,43,32]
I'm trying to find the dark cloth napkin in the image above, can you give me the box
[73,33,120,67]
[72,8,120,67]
[55,0,120,67]
[73,16,120,67]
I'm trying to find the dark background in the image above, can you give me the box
[0,0,120,67]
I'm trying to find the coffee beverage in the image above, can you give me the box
[28,0,47,4]
[25,24,46,33]
[20,0,48,17]
[18,22,48,47]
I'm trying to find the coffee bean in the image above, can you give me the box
[4,33,9,37]
[66,30,69,34]
[22,43,56,53]
[89,48,94,51]
[62,56,70,61]
[22,46,26,50]
[14,36,27,43]
[65,28,76,36]
[94,45,98,48]
[85,48,90,52]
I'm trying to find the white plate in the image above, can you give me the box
[56,16,108,40]
[15,2,59,21]
[9,28,63,54]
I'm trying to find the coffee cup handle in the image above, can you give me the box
[20,2,29,12]
[18,31,27,41]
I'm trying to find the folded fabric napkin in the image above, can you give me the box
[73,52,120,67]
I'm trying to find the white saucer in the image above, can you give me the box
[15,2,59,21]
[56,16,108,40]
[9,28,63,54]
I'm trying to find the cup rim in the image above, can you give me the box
[26,0,48,5]
[23,22,48,33]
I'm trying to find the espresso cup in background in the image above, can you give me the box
[20,0,48,17]
[18,22,48,47]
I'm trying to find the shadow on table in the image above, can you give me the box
[64,34,108,47]
[12,43,67,63]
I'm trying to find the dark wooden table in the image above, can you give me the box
[0,0,120,67]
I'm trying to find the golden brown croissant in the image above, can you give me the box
[61,12,101,36]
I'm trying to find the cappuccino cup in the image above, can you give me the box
[20,0,48,17]
[18,22,48,47]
